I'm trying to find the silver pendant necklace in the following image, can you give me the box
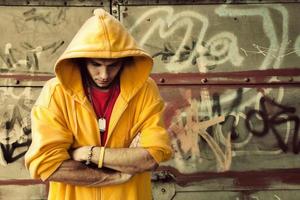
[98,118,106,133]
[88,84,117,134]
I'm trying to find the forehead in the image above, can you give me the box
[87,58,124,65]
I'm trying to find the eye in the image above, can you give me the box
[108,64,116,68]
[90,60,101,67]
[108,61,122,68]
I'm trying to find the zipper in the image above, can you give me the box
[95,187,102,200]
[100,187,102,200]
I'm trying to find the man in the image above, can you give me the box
[25,8,172,200]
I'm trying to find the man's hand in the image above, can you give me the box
[72,132,141,162]
[72,146,91,162]
[71,132,157,174]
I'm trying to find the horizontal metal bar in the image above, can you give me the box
[0,73,53,81]
[0,73,53,87]
[122,0,300,6]
[1,0,298,6]
[0,0,105,6]
[0,68,300,87]
[152,68,300,86]
[0,179,45,185]
[156,166,300,188]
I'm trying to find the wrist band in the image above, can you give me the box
[98,147,105,168]
[85,146,95,165]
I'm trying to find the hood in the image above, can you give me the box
[54,8,153,102]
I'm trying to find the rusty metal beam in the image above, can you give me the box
[1,0,299,6]
[117,0,300,6]
[155,166,300,188]
[0,73,53,87]
[152,69,300,86]
[0,0,105,6]
[0,179,44,185]
[1,68,300,87]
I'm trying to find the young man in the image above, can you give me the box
[25,8,172,200]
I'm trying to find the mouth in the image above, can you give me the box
[95,79,109,85]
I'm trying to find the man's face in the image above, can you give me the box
[86,58,123,90]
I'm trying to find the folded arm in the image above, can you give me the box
[45,134,144,186]
[72,144,158,174]
[47,159,132,186]
[101,147,158,173]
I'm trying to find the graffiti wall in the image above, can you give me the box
[161,86,300,172]
[0,87,37,172]
[0,6,96,200]
[0,1,300,200]
[0,86,45,199]
[120,3,300,170]
[0,6,95,74]
[122,4,300,73]
[119,2,300,199]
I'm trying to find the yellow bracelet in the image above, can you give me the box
[98,147,105,168]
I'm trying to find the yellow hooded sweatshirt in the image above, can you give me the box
[25,8,172,200]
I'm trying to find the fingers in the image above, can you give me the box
[71,146,89,162]
[129,133,141,148]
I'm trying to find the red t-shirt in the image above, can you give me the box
[90,84,120,146]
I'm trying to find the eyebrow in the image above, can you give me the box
[90,60,100,65]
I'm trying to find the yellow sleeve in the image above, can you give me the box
[25,84,73,181]
[137,79,173,163]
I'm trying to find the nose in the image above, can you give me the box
[98,66,109,81]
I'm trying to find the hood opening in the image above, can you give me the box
[54,8,153,102]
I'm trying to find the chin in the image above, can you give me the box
[97,84,111,90]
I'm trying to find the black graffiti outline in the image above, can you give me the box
[22,7,67,26]
[152,37,232,68]
[152,42,175,63]
[0,40,64,72]
[0,106,31,163]
[246,96,300,153]
[152,40,199,64]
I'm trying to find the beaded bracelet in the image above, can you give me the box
[85,146,95,165]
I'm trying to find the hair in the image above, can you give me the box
[73,58,91,96]
[76,57,133,93]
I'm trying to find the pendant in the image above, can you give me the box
[98,118,106,133]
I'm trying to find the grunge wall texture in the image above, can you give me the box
[0,0,299,199]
